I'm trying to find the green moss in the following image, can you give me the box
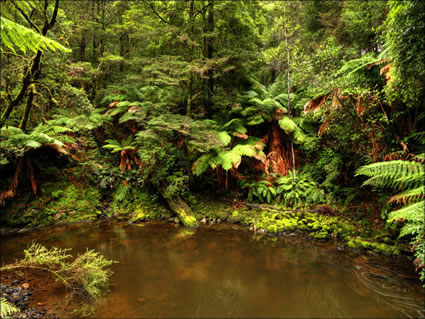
[227,210,241,224]
[267,224,278,234]
[374,243,394,256]
[129,208,148,223]
[180,213,198,228]
[313,231,328,240]
[347,240,357,249]
[174,227,198,239]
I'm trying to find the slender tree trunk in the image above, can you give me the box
[206,0,214,114]
[80,31,86,62]
[186,0,195,116]
[91,0,98,63]
[283,3,296,185]
[20,87,35,131]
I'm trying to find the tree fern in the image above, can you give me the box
[278,116,310,144]
[356,159,425,285]
[0,124,69,155]
[102,137,136,153]
[356,160,424,190]
[192,137,265,176]
[0,17,70,54]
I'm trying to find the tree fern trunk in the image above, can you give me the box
[268,121,290,176]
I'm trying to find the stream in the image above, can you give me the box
[1,221,424,318]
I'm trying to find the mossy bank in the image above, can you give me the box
[1,175,410,259]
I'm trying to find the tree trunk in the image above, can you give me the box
[91,0,98,63]
[80,31,86,62]
[19,86,35,131]
[0,0,60,129]
[202,0,214,115]
[0,157,24,203]
[186,0,195,116]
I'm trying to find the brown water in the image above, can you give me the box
[1,221,424,318]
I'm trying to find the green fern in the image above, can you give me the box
[103,136,136,153]
[0,16,70,54]
[192,137,265,175]
[356,159,425,285]
[0,297,19,318]
[238,76,288,125]
[276,172,324,207]
[114,184,131,202]
[356,160,424,190]
[278,116,310,145]
[241,179,276,204]
[0,124,70,156]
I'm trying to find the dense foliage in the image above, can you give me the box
[1,0,424,285]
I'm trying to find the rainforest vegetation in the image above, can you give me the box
[1,0,424,308]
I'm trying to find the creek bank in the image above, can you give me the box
[0,179,411,259]
[1,270,66,319]
[186,195,410,257]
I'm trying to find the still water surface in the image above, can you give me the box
[1,221,424,318]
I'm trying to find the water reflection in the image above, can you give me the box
[1,222,424,318]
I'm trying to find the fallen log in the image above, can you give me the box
[160,188,198,228]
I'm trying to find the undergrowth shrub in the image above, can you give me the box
[1,243,116,316]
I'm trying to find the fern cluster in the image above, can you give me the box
[356,158,425,285]
[240,172,324,206]
[192,136,265,175]
[0,123,71,164]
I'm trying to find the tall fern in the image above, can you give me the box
[1,17,70,54]
[356,158,425,284]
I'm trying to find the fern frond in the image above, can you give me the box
[192,154,214,176]
[278,117,297,134]
[223,150,242,170]
[1,17,71,54]
[388,201,425,224]
[356,160,424,189]
[1,297,19,318]
[114,183,131,202]
[389,186,425,204]
[217,131,231,146]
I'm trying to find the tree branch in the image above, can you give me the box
[147,1,171,25]
[193,3,212,19]
[11,0,42,33]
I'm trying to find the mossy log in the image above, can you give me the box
[160,188,198,228]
